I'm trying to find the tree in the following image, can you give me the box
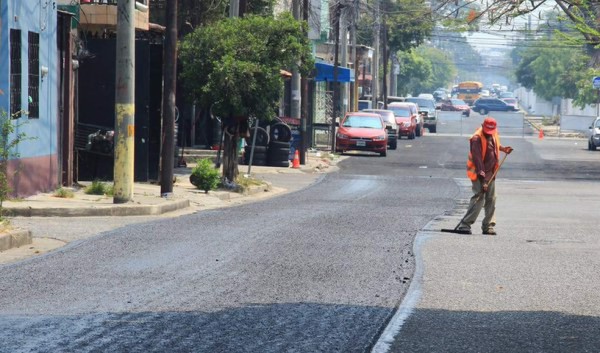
[180,13,312,182]
[396,49,431,96]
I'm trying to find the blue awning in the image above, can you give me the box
[314,62,354,83]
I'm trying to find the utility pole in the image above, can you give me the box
[371,0,380,108]
[382,16,387,109]
[350,0,358,111]
[229,0,239,17]
[340,8,348,116]
[330,3,342,152]
[114,0,135,204]
[160,0,178,197]
[300,0,309,164]
[291,0,302,146]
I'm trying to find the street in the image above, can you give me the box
[1,112,599,352]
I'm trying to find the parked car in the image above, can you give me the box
[499,91,514,99]
[588,117,600,150]
[418,93,435,100]
[501,98,518,110]
[361,109,398,150]
[335,112,388,156]
[439,99,471,117]
[472,98,518,115]
[387,103,417,139]
[405,97,438,133]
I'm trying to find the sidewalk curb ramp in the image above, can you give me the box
[0,228,32,252]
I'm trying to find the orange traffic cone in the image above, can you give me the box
[292,149,300,169]
[538,128,544,139]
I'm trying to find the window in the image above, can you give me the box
[10,29,22,117]
[28,32,40,119]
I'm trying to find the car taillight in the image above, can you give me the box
[336,133,348,139]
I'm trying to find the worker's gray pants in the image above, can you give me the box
[458,179,496,232]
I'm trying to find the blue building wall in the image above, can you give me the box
[0,0,59,195]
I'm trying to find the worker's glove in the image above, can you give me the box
[478,171,486,179]
[482,183,489,192]
[503,146,514,154]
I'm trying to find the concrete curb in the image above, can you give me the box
[0,228,32,252]
[3,199,190,217]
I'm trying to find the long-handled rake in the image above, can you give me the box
[441,152,509,234]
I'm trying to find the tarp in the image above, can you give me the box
[314,62,354,83]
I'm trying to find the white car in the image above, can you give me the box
[588,117,600,150]
[418,93,434,100]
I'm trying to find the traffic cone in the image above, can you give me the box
[538,128,544,139]
[292,149,300,169]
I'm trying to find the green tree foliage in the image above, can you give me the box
[513,41,589,104]
[180,13,313,182]
[395,46,456,96]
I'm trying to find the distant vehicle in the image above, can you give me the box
[588,117,600,150]
[433,90,448,102]
[472,98,518,115]
[405,97,438,133]
[386,96,406,104]
[358,100,373,110]
[481,89,490,97]
[335,112,388,156]
[387,103,417,139]
[418,93,435,100]
[501,98,518,109]
[499,92,515,99]
[456,81,484,105]
[439,99,471,117]
[361,109,398,150]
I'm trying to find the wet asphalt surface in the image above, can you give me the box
[1,112,599,352]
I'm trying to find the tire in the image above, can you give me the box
[267,150,291,162]
[268,160,290,168]
[379,149,387,157]
[251,157,267,166]
[245,151,266,164]
[244,145,267,154]
[591,141,597,151]
[479,108,487,115]
[269,123,292,142]
[269,140,290,149]
[416,126,422,137]
[245,127,269,146]
[429,125,437,133]
[389,139,397,150]
[409,131,415,140]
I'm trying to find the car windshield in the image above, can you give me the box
[451,99,466,105]
[406,98,435,108]
[362,110,394,124]
[388,107,411,117]
[342,115,383,129]
[595,120,600,128]
[503,98,516,104]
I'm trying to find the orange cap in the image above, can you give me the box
[482,117,497,134]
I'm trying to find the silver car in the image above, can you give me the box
[588,117,600,150]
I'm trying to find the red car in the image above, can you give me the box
[440,99,471,117]
[387,103,417,139]
[335,112,388,156]
[501,98,518,110]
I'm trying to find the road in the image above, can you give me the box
[0,112,598,352]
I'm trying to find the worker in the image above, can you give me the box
[456,117,513,235]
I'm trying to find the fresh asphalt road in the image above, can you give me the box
[1,112,599,352]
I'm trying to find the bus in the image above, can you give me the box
[456,81,483,105]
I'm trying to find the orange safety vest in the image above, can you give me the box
[466,127,500,181]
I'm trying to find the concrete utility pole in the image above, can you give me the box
[160,0,178,197]
[300,0,309,164]
[114,0,136,204]
[291,0,302,128]
[340,8,348,116]
[330,3,342,152]
[371,0,380,108]
[351,0,358,111]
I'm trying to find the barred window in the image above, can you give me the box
[10,29,22,117]
[28,32,40,119]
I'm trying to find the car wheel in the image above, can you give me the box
[429,125,437,133]
[479,108,487,115]
[591,140,597,151]
[390,140,398,150]
[409,131,415,140]
[416,126,422,137]
[380,149,387,157]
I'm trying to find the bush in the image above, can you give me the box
[190,158,220,193]
[84,180,111,195]
[54,187,75,198]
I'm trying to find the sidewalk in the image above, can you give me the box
[0,151,342,264]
